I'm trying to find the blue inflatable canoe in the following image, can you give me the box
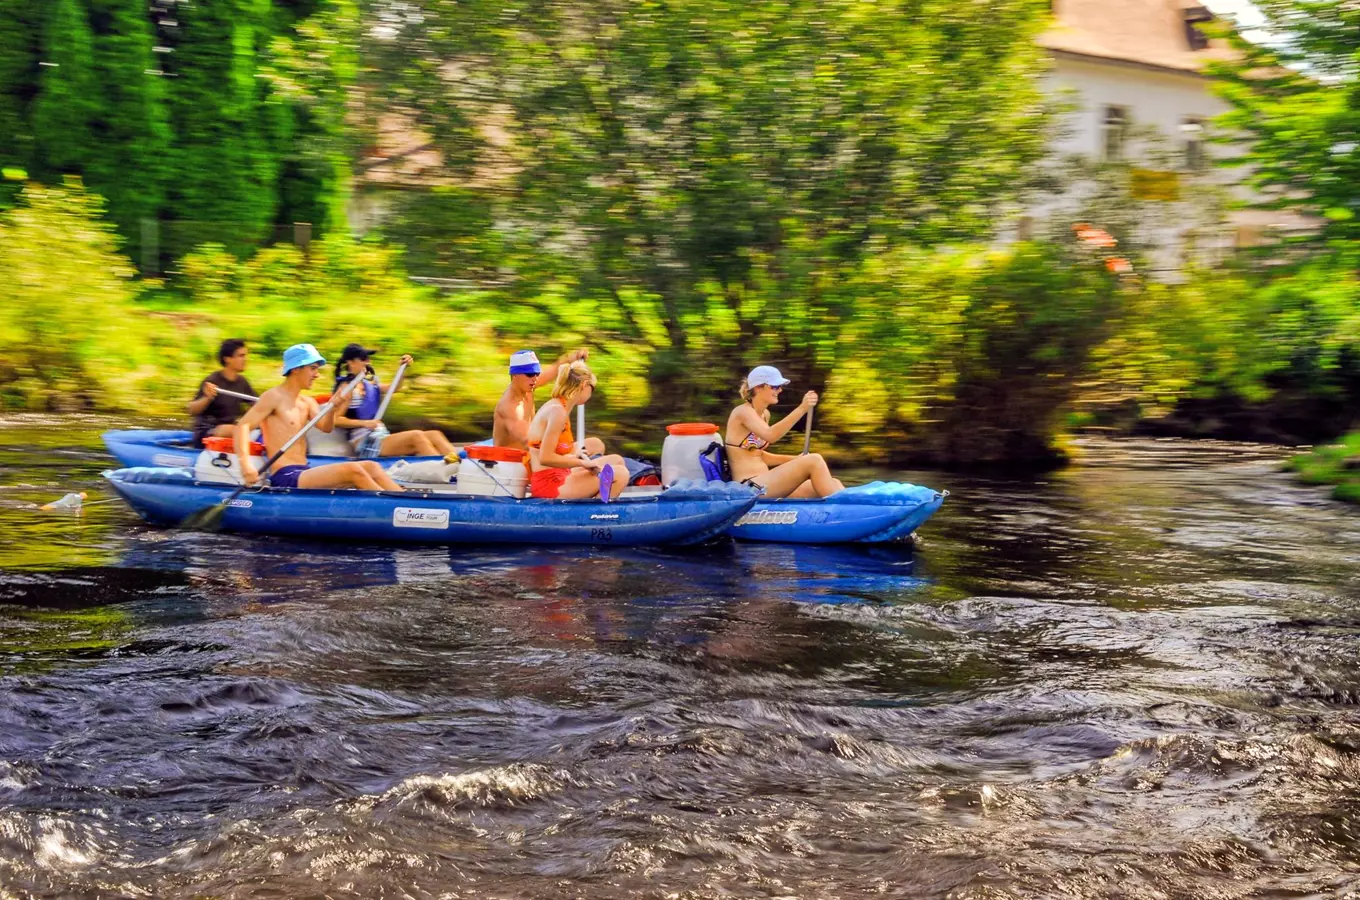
[103,467,758,547]
[102,429,444,470]
[727,481,948,544]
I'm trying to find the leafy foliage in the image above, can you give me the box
[1209,0,1360,242]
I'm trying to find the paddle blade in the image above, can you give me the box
[180,500,229,531]
[598,463,614,504]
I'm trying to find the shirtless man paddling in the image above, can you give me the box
[235,343,403,492]
[493,348,604,455]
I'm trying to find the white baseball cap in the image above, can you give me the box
[746,365,791,389]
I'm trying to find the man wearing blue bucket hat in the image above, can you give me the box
[232,343,404,492]
[493,347,604,456]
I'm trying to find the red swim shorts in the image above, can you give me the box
[529,467,570,499]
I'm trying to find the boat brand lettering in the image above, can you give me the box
[226,498,253,508]
[734,509,799,527]
[153,453,193,467]
[589,514,619,520]
[393,507,450,529]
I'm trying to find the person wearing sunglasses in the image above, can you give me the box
[724,365,844,498]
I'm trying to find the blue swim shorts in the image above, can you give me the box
[270,464,310,489]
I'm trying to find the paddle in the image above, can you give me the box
[802,403,813,455]
[574,399,612,502]
[180,379,362,530]
[371,359,408,424]
[214,387,258,403]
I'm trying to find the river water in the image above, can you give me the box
[1,416,1358,898]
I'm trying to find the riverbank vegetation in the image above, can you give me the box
[0,0,1356,469]
[1286,432,1360,503]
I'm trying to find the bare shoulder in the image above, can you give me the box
[730,404,757,427]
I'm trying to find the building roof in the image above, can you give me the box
[1040,0,1238,75]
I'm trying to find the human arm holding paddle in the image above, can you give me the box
[235,380,360,486]
[733,390,818,451]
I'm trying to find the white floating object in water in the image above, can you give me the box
[40,491,86,511]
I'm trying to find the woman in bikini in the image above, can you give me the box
[332,344,457,458]
[526,361,627,500]
[725,365,844,499]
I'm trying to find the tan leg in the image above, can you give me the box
[298,461,381,491]
[424,431,457,455]
[362,460,403,491]
[295,460,404,491]
[583,437,606,457]
[751,453,843,499]
[556,461,626,500]
[209,423,235,437]
[378,430,438,457]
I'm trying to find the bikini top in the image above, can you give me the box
[726,432,769,452]
[527,400,576,456]
[726,402,770,451]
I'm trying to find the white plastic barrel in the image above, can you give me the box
[660,423,721,485]
[193,438,267,485]
[456,446,529,498]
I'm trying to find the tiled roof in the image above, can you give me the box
[1040,0,1238,74]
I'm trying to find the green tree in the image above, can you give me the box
[30,0,97,176]
[0,0,41,194]
[363,0,1056,403]
[162,0,285,256]
[85,0,172,267]
[1210,1,1360,242]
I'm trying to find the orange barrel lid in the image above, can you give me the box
[466,445,528,463]
[313,393,332,403]
[203,436,265,455]
[666,423,719,436]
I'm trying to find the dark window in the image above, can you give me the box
[1184,7,1213,51]
[1102,106,1128,161]
[1182,118,1206,171]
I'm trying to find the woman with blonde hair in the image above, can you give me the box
[525,360,626,500]
[725,365,844,499]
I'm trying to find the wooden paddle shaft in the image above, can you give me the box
[802,405,813,455]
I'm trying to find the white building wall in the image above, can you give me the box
[1046,55,1226,159]
[1021,53,1245,277]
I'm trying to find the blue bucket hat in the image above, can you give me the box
[509,349,542,376]
[281,343,326,375]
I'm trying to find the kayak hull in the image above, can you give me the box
[728,481,947,544]
[101,429,443,470]
[103,467,757,547]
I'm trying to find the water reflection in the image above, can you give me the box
[3,427,1360,897]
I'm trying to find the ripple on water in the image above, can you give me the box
[0,431,1357,897]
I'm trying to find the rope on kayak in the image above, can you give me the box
[460,455,518,498]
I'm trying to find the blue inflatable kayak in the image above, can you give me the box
[103,467,758,547]
[102,429,443,470]
[727,482,948,543]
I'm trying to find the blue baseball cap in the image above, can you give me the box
[281,343,326,375]
[509,349,541,376]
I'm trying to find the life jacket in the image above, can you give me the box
[699,441,731,482]
[336,375,382,420]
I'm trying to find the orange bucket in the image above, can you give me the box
[666,423,719,436]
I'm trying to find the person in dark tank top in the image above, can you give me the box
[187,338,256,447]
[331,343,457,459]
